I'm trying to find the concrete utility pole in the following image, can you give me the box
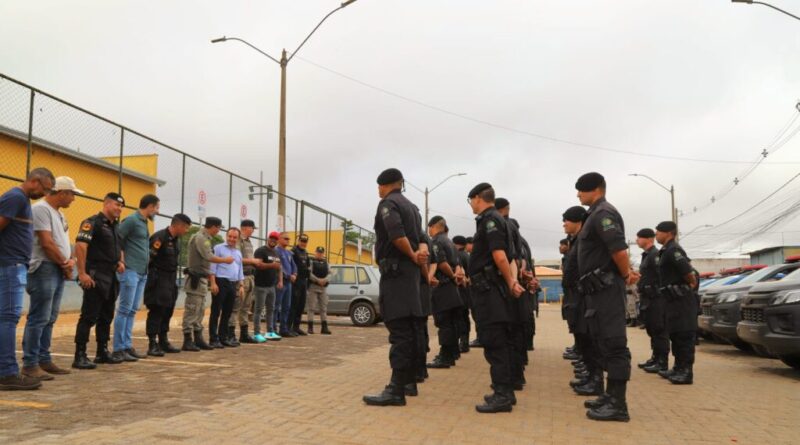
[629,173,679,241]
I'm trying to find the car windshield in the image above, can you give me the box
[737,265,787,284]
[706,274,743,289]
[781,267,800,281]
[699,278,719,289]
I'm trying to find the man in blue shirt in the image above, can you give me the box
[0,167,54,391]
[113,194,160,362]
[209,228,244,348]
[275,232,297,337]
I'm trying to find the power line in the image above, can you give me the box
[297,56,800,166]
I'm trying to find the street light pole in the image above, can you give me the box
[731,0,800,22]
[405,173,467,225]
[630,173,678,239]
[212,0,358,230]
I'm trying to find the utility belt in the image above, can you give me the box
[638,284,660,298]
[378,256,412,278]
[577,268,616,296]
[469,265,502,293]
[659,284,692,300]
[184,269,206,290]
[243,270,255,276]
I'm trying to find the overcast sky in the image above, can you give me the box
[2,0,800,261]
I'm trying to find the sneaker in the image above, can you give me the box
[268,332,282,341]
[254,334,267,343]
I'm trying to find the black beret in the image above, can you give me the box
[465,237,474,244]
[240,219,256,228]
[509,218,520,229]
[377,168,403,185]
[428,215,445,227]
[575,172,606,192]
[173,213,192,225]
[655,221,677,232]
[562,206,587,222]
[636,228,656,238]
[495,197,510,210]
[452,235,467,245]
[468,182,492,198]
[104,192,125,206]
[204,216,223,228]
[560,238,569,245]
[315,246,325,253]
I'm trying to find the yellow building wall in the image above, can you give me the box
[284,230,374,265]
[0,133,158,241]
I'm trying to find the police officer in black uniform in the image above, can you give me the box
[574,173,638,422]
[654,221,697,385]
[414,208,432,389]
[144,213,192,357]
[425,216,463,369]
[467,183,525,413]
[290,234,311,336]
[364,168,427,407]
[635,228,670,373]
[515,226,537,353]
[453,235,472,353]
[72,193,126,369]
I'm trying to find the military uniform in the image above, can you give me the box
[638,243,669,371]
[307,252,332,334]
[229,233,256,343]
[415,229,432,383]
[500,211,526,389]
[73,211,122,366]
[290,243,310,334]
[427,230,463,368]
[518,233,537,353]
[455,240,472,352]
[181,227,216,350]
[144,227,182,356]
[657,236,697,383]
[363,170,423,407]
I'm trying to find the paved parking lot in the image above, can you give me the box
[1,305,798,445]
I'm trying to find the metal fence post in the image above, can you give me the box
[25,90,35,175]
[258,172,264,245]
[228,173,233,228]
[118,128,125,195]
[299,200,305,235]
[180,154,186,214]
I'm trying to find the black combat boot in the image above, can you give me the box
[71,344,97,370]
[563,350,581,360]
[658,367,677,379]
[227,326,240,346]
[573,372,604,396]
[147,336,165,357]
[94,343,123,364]
[644,356,668,374]
[363,383,406,406]
[321,321,331,335]
[294,322,307,336]
[307,321,314,334]
[469,338,483,348]
[571,359,585,367]
[638,354,656,369]
[159,332,181,353]
[668,367,693,385]
[570,375,590,388]
[586,379,629,422]
[182,332,200,352]
[426,354,453,369]
[459,335,470,353]
[127,347,147,359]
[194,330,213,350]
[404,382,418,396]
[240,325,257,344]
[476,385,514,413]
[484,385,517,406]
[584,393,611,409]
[214,336,228,348]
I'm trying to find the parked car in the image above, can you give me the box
[698,273,750,337]
[737,256,800,368]
[324,264,382,326]
[707,262,800,352]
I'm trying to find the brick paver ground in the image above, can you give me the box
[1,305,798,444]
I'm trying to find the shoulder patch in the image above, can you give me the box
[81,222,92,231]
[601,217,616,231]
[153,239,162,249]
[204,240,211,247]
[486,220,497,231]
[674,251,683,260]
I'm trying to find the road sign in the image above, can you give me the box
[198,190,207,206]
[240,204,247,219]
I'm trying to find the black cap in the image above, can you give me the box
[468,182,492,198]
[428,215,445,227]
[104,192,125,206]
[315,246,325,253]
[298,234,309,242]
[636,228,656,238]
[204,216,223,228]
[495,197,510,210]
[377,168,404,185]
[452,235,467,245]
[575,172,606,192]
[240,219,256,228]
[173,213,192,225]
[655,221,677,232]
[560,238,569,246]
[562,206,587,222]
[465,237,474,244]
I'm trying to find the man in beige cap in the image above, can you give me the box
[22,176,83,380]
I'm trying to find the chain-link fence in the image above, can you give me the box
[0,72,374,265]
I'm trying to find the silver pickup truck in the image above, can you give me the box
[324,264,382,326]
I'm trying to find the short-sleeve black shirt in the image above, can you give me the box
[292,246,310,280]
[76,212,121,266]
[577,197,627,276]
[149,228,180,273]
[431,232,457,281]
[374,189,420,261]
[563,236,580,287]
[469,206,508,276]
[657,239,692,286]
[254,245,280,287]
[638,246,659,290]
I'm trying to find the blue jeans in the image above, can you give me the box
[274,282,292,334]
[23,262,64,368]
[0,264,26,377]
[113,269,146,352]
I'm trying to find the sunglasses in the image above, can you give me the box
[281,237,290,241]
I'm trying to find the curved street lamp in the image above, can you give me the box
[731,0,800,22]
[212,0,358,230]
[406,173,468,224]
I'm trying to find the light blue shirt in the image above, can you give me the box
[210,243,244,281]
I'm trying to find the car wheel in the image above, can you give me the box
[779,355,800,370]
[732,339,752,352]
[350,302,376,327]
[751,344,777,359]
